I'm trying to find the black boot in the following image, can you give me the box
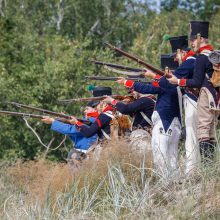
[199,141,215,164]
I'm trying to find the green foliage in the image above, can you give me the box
[60,0,155,48]
[161,0,220,20]
[0,32,112,160]
[131,10,192,67]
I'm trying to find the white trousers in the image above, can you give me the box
[151,111,181,176]
[183,95,201,175]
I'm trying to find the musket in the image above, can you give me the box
[89,59,145,73]
[59,94,134,103]
[86,76,121,81]
[0,110,47,119]
[85,76,150,83]
[104,42,171,77]
[0,110,74,124]
[7,102,91,125]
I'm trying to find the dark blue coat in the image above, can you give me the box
[114,96,155,129]
[159,57,197,101]
[51,117,97,151]
[185,54,218,104]
[76,113,112,139]
[186,54,213,88]
[132,82,181,132]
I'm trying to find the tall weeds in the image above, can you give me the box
[1,140,220,219]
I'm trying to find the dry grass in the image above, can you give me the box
[4,139,152,203]
[7,159,73,204]
[1,140,220,219]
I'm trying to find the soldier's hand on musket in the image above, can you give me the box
[117,77,126,85]
[144,69,156,79]
[167,74,178,85]
[41,116,55,124]
[69,116,78,124]
[103,96,114,104]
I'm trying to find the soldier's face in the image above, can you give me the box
[190,38,198,52]
[190,37,206,52]
[175,50,187,61]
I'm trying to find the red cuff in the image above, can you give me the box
[124,80,134,88]
[154,74,162,80]
[111,99,118,105]
[152,81,159,87]
[76,121,83,126]
[178,79,186,87]
[152,74,162,87]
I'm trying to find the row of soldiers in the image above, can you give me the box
[42,20,220,177]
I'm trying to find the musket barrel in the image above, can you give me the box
[90,59,145,73]
[59,94,133,103]
[85,76,120,81]
[59,97,103,103]
[0,110,44,119]
[7,102,92,125]
[9,102,71,119]
[85,76,150,83]
[104,43,166,76]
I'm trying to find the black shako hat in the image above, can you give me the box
[169,35,189,53]
[190,21,209,40]
[87,87,112,107]
[92,87,112,97]
[160,54,179,71]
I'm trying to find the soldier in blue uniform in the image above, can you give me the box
[42,87,113,163]
[168,21,217,163]
[103,90,155,130]
[116,55,181,176]
[42,101,99,162]
[157,35,200,175]
[103,86,155,159]
[70,87,115,141]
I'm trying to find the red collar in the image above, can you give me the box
[86,111,99,118]
[182,50,195,62]
[198,45,213,54]
[103,105,115,112]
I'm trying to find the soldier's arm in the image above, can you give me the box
[178,56,207,88]
[51,120,80,135]
[111,97,153,114]
[76,114,112,138]
[159,58,196,91]
[174,58,195,78]
[124,80,162,94]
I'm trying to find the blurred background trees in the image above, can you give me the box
[0,0,219,161]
